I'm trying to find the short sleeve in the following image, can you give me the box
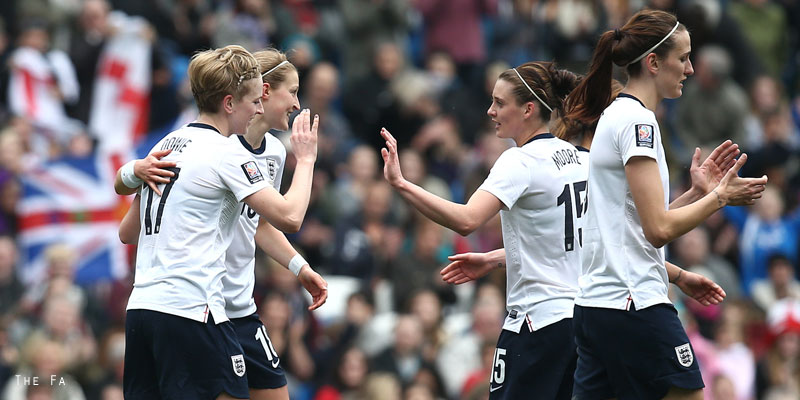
[273,147,286,191]
[477,148,530,209]
[218,145,271,201]
[619,113,660,165]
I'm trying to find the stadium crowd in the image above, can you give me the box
[0,0,798,399]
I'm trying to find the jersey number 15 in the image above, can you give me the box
[556,180,587,252]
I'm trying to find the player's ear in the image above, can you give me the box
[222,94,234,114]
[262,82,271,100]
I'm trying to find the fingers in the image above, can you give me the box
[147,181,162,196]
[150,148,173,159]
[311,114,320,136]
[722,153,748,182]
[690,147,701,168]
[380,128,397,149]
[303,108,311,134]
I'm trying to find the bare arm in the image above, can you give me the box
[626,154,766,248]
[440,248,506,285]
[381,128,502,236]
[243,110,318,233]
[254,219,327,310]
[666,262,726,306]
[119,193,141,244]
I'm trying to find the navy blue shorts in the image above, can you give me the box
[572,304,704,400]
[489,317,576,400]
[123,309,249,400]
[232,313,287,389]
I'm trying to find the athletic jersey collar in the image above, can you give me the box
[523,133,555,146]
[617,93,645,109]
[237,134,266,155]
[576,146,590,153]
[187,122,221,134]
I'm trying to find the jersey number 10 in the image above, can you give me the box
[556,180,587,252]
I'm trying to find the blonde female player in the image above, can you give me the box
[118,49,327,400]
[114,45,320,399]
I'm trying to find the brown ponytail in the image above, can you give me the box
[565,10,685,128]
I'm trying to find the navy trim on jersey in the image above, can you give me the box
[237,135,267,155]
[576,146,590,153]
[188,122,222,134]
[617,93,645,108]
[523,133,555,146]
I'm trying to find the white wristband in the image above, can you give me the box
[288,254,307,276]
[120,160,144,189]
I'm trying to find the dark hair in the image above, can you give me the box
[497,61,581,122]
[767,253,793,270]
[565,10,685,128]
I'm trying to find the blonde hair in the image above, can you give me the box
[253,48,296,89]
[188,45,260,113]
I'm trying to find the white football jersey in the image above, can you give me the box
[478,134,588,333]
[224,133,286,318]
[126,123,271,324]
[575,94,671,311]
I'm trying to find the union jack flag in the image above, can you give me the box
[17,152,131,286]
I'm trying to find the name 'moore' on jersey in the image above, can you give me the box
[126,123,271,324]
[576,94,671,311]
[477,134,588,333]
[224,133,286,318]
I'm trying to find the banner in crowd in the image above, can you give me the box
[16,152,130,286]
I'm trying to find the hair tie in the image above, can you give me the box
[262,60,290,78]
[627,21,680,66]
[614,29,623,41]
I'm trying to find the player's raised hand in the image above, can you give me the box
[380,128,405,187]
[673,269,726,306]
[715,154,768,206]
[689,140,739,195]
[134,149,177,196]
[291,109,319,164]
[440,252,499,285]
[298,265,328,310]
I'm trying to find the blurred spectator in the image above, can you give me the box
[65,0,111,124]
[339,0,408,83]
[730,0,789,79]
[0,336,85,400]
[413,0,497,86]
[423,51,485,144]
[301,62,354,167]
[756,299,800,398]
[711,374,738,400]
[314,346,370,400]
[170,0,215,57]
[361,372,402,400]
[7,20,80,157]
[713,304,756,400]
[407,289,448,363]
[0,236,23,319]
[489,0,549,67]
[724,187,800,294]
[672,226,742,301]
[212,0,276,52]
[371,314,434,386]
[743,75,785,149]
[675,45,749,157]
[752,254,800,313]
[542,0,606,71]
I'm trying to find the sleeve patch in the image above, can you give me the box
[635,124,654,148]
[241,161,264,184]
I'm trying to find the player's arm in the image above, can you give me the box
[380,128,502,236]
[626,154,766,248]
[242,110,318,234]
[666,261,726,306]
[670,140,739,209]
[114,149,177,196]
[441,248,506,285]
[119,193,141,244]
[254,219,327,310]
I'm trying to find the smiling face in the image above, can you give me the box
[654,29,693,99]
[487,78,530,142]
[262,69,300,131]
[229,77,264,135]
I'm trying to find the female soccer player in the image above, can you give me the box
[381,61,583,399]
[118,49,327,400]
[564,10,767,400]
[115,45,319,399]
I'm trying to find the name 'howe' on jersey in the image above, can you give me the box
[127,124,270,324]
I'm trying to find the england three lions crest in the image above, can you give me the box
[231,354,246,377]
[674,343,693,367]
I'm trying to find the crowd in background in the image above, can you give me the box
[0,0,799,399]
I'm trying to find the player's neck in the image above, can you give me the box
[195,113,230,136]
[243,126,266,149]
[623,80,662,112]
[516,125,549,147]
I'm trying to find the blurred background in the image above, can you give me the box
[0,0,798,399]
